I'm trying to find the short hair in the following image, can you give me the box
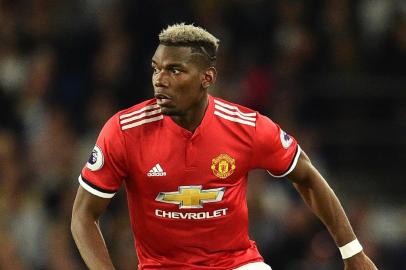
[159,23,220,66]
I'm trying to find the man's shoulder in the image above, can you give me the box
[211,96,258,128]
[114,99,163,131]
[118,99,158,116]
[212,96,258,115]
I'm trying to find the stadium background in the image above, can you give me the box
[0,0,405,269]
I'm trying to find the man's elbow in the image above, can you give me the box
[71,207,89,239]
[71,210,80,239]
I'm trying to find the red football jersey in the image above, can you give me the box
[80,95,300,269]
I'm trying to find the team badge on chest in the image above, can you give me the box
[211,154,236,179]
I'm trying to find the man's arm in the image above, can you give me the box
[71,186,116,270]
[287,150,378,269]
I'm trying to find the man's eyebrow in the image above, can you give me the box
[166,63,186,68]
[151,61,186,68]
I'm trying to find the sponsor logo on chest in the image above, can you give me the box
[154,185,228,220]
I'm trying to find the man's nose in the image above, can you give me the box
[153,70,169,87]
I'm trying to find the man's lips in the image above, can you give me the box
[154,93,171,99]
[154,93,172,106]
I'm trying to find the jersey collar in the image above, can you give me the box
[164,95,214,140]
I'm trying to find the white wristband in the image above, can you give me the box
[339,239,363,259]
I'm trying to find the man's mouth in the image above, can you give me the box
[154,93,172,106]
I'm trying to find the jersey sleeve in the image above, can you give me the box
[252,114,301,178]
[79,114,127,198]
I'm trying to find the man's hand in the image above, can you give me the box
[344,252,378,270]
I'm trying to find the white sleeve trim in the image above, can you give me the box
[267,145,302,178]
[78,175,116,198]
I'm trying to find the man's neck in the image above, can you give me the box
[171,95,209,132]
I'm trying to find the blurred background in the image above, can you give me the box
[0,0,405,269]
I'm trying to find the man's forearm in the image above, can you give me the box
[292,166,356,246]
[288,152,378,269]
[71,217,116,270]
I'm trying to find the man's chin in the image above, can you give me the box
[159,106,180,116]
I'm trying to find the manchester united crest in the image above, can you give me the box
[211,154,236,179]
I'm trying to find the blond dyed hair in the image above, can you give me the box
[159,23,220,66]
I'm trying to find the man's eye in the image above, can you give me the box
[171,68,180,74]
[152,67,160,74]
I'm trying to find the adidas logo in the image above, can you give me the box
[147,164,166,177]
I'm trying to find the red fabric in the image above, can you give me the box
[81,95,298,269]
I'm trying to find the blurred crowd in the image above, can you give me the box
[0,0,405,269]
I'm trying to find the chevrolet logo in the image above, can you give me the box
[155,185,225,209]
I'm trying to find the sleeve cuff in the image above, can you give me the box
[78,175,116,198]
[267,145,301,178]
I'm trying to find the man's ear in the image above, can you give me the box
[202,67,217,89]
